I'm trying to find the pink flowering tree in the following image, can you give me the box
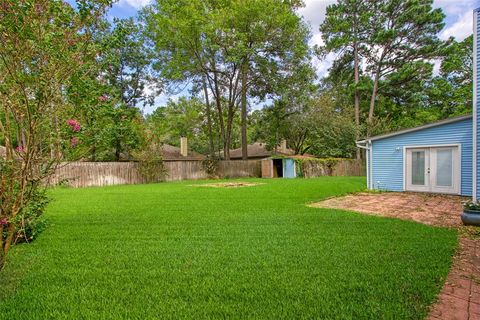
[0,0,110,268]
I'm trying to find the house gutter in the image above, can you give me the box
[356,140,372,189]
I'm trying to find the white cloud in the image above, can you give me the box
[298,1,336,78]
[432,59,442,76]
[298,0,336,30]
[435,0,480,41]
[434,0,480,15]
[310,32,324,47]
[439,10,473,40]
[118,0,151,9]
[312,52,336,78]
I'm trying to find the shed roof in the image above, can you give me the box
[357,114,472,143]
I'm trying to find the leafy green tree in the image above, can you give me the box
[147,97,219,155]
[97,105,145,161]
[250,102,292,153]
[143,0,311,159]
[307,94,360,158]
[319,0,373,157]
[66,17,157,161]
[426,36,473,118]
[363,0,444,129]
[320,0,445,138]
[251,92,357,158]
[0,0,111,266]
[100,18,161,108]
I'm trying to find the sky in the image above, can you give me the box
[99,0,480,112]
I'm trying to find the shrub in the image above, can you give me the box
[202,155,220,178]
[296,158,342,178]
[1,189,49,246]
[133,144,167,183]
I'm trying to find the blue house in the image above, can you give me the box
[356,8,479,200]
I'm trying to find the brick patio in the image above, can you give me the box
[310,192,480,320]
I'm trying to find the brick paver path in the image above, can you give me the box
[429,237,480,320]
[310,192,480,320]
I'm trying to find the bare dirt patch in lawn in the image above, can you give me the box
[191,182,262,188]
[309,192,480,320]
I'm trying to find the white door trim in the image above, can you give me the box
[405,147,430,192]
[403,144,461,195]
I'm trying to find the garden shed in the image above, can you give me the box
[261,157,296,178]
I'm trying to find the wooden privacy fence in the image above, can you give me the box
[48,158,364,188]
[49,160,262,188]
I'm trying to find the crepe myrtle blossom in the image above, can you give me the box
[0,218,7,226]
[15,145,25,152]
[99,94,109,102]
[66,119,81,132]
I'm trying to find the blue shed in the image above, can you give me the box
[356,8,480,199]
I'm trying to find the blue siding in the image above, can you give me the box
[475,10,480,199]
[371,118,473,196]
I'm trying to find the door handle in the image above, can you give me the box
[427,168,430,174]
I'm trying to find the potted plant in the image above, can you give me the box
[461,200,480,226]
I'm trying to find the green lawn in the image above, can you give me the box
[0,177,457,319]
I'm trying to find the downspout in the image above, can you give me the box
[473,9,478,202]
[369,141,373,189]
[356,140,371,189]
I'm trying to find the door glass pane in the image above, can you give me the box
[436,149,453,187]
[412,151,425,185]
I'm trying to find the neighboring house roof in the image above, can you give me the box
[223,142,295,159]
[161,144,205,161]
[357,114,473,143]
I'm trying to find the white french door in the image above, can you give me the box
[405,146,460,194]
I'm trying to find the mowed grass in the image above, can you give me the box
[0,177,457,319]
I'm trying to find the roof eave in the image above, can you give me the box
[356,114,472,143]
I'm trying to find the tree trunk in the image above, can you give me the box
[203,77,215,157]
[353,40,361,159]
[212,72,227,159]
[367,46,387,137]
[51,113,62,160]
[4,114,13,161]
[115,140,121,161]
[367,66,381,137]
[3,223,15,256]
[0,224,4,269]
[91,144,97,162]
[90,115,97,161]
[240,62,248,160]
[225,104,234,161]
